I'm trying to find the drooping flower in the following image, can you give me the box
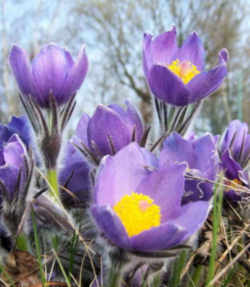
[74,102,144,159]
[9,44,88,108]
[59,142,91,207]
[143,27,228,106]
[160,132,218,204]
[91,143,210,251]
[219,120,250,201]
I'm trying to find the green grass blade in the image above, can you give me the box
[170,250,188,287]
[52,249,72,287]
[205,180,224,286]
[31,210,46,285]
[190,265,203,287]
[16,233,28,251]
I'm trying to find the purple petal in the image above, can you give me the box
[3,135,26,168]
[224,189,242,202]
[174,32,205,71]
[149,65,190,106]
[0,135,27,197]
[62,45,88,96]
[160,133,218,202]
[218,48,229,64]
[95,143,155,206]
[87,105,131,155]
[91,205,130,249]
[32,44,74,107]
[221,150,242,180]
[0,167,20,197]
[186,49,227,102]
[130,222,187,251]
[161,133,217,176]
[220,120,248,162]
[75,113,90,147]
[108,102,144,142]
[7,116,32,148]
[136,163,186,220]
[9,45,33,95]
[243,134,250,163]
[151,26,177,65]
[59,143,90,204]
[168,200,209,241]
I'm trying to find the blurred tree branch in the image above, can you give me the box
[66,0,248,131]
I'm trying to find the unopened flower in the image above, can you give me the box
[219,120,249,201]
[0,135,28,196]
[59,142,91,207]
[91,143,210,251]
[0,135,33,235]
[160,132,218,203]
[9,44,88,108]
[75,102,144,159]
[143,27,228,106]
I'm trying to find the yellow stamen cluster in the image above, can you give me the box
[113,192,161,237]
[167,59,200,84]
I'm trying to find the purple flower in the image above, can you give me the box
[75,102,144,158]
[0,135,28,197]
[91,143,210,252]
[143,27,228,106]
[59,142,91,207]
[219,120,249,201]
[9,44,88,108]
[0,116,31,149]
[0,135,32,235]
[160,132,218,203]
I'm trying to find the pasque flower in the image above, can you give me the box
[0,134,33,235]
[91,143,210,251]
[9,43,88,108]
[0,135,28,196]
[160,132,218,204]
[59,142,91,207]
[143,27,228,106]
[75,102,144,159]
[219,120,250,201]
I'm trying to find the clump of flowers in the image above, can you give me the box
[0,26,248,287]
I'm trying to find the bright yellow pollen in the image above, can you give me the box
[167,59,200,84]
[113,192,161,237]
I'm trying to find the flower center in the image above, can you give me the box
[167,59,200,84]
[113,192,161,237]
[225,178,243,191]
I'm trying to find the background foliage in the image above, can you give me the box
[0,0,250,133]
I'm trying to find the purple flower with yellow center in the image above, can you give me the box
[219,120,250,201]
[9,43,88,108]
[143,27,228,106]
[75,102,144,159]
[160,132,218,204]
[91,143,210,251]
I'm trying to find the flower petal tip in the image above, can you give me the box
[219,48,229,64]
